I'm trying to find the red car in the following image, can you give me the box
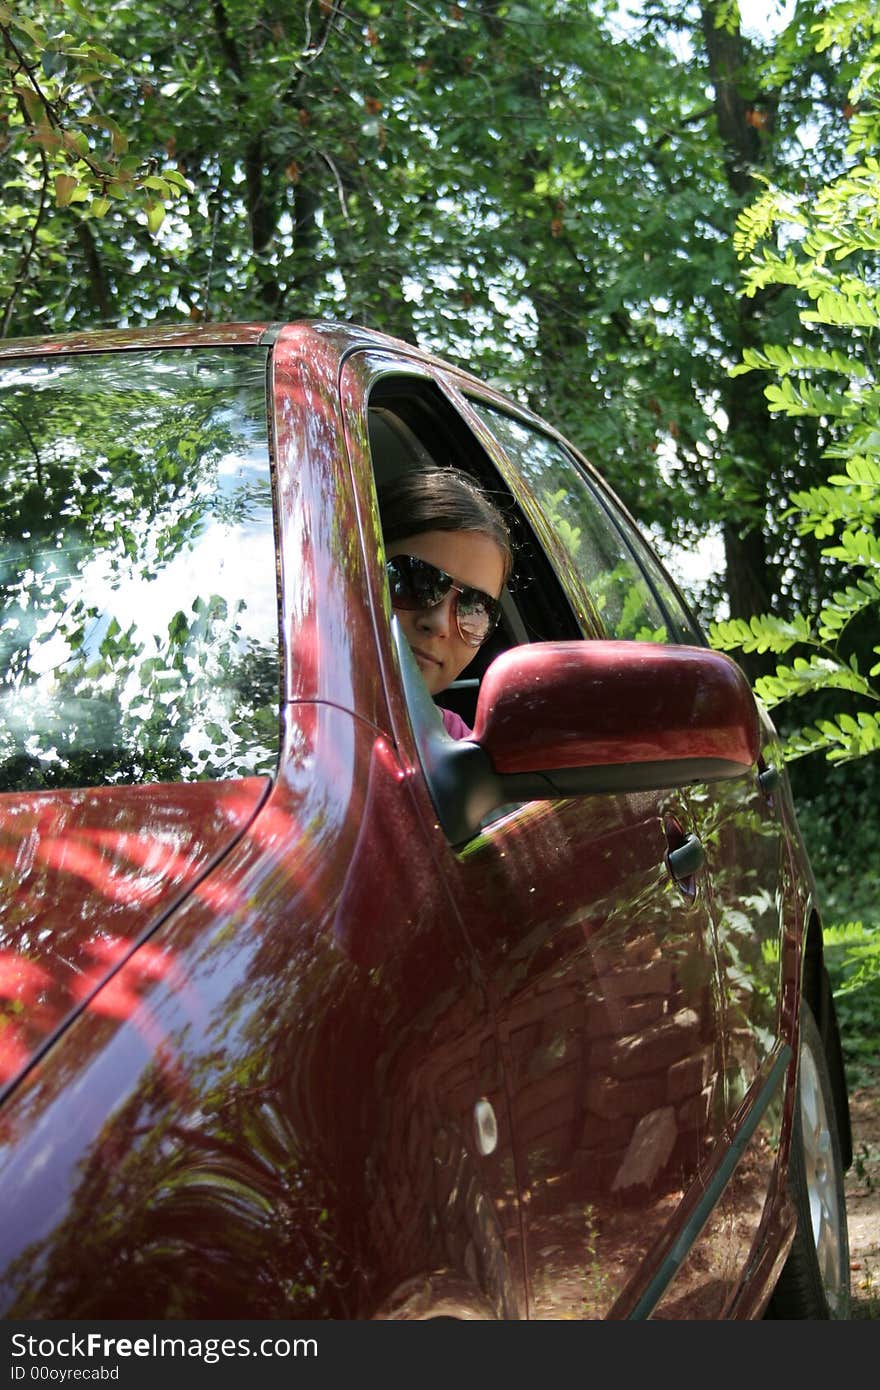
[0,321,851,1319]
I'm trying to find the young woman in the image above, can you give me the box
[377,469,513,739]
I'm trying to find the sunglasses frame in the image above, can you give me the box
[386,554,502,647]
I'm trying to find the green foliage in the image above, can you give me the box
[0,0,876,665]
[711,0,880,767]
[793,758,880,920]
[0,0,855,630]
[825,922,880,998]
[792,756,880,1095]
[725,11,880,1103]
[0,0,190,331]
[824,922,880,1091]
[709,612,814,655]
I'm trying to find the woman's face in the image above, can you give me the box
[386,529,507,695]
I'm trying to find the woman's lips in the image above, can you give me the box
[412,646,442,668]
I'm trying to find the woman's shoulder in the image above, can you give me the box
[439,705,473,740]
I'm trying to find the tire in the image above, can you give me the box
[766,998,851,1318]
[817,964,853,1172]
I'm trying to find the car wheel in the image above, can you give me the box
[766,998,850,1318]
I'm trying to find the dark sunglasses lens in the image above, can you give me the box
[387,556,499,646]
[456,590,497,644]
[387,556,448,610]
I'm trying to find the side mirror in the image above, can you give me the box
[392,623,759,846]
[472,640,759,787]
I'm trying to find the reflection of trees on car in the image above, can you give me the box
[0,349,278,789]
[2,1049,353,1319]
[467,402,672,643]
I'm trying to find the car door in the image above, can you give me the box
[606,486,792,1128]
[456,396,790,1318]
[341,352,753,1318]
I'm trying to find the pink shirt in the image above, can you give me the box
[440,706,473,740]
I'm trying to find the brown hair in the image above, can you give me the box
[377,469,513,584]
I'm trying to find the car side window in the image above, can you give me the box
[467,401,703,645]
[0,348,279,791]
[366,378,584,730]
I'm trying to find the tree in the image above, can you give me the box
[0,0,189,333]
[0,1,864,643]
[710,0,880,766]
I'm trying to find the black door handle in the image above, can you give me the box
[667,833,704,881]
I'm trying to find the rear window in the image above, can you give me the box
[0,347,279,791]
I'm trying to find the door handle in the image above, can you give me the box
[758,762,780,795]
[666,833,704,881]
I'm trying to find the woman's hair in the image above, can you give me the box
[377,469,513,584]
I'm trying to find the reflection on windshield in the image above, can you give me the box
[0,348,279,789]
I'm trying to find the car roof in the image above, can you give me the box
[0,318,460,366]
[0,320,280,358]
[0,315,561,459]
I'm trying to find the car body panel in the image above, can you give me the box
[0,323,274,359]
[336,342,800,1319]
[0,702,518,1318]
[0,778,270,1092]
[270,325,389,722]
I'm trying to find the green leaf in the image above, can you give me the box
[61,129,91,158]
[54,174,78,207]
[764,376,848,419]
[736,343,869,380]
[63,0,97,19]
[830,457,880,488]
[82,114,129,154]
[782,711,880,764]
[755,655,871,709]
[709,612,813,655]
[161,169,192,192]
[19,87,47,125]
[141,175,171,197]
[7,11,46,45]
[145,200,166,234]
[823,529,880,569]
[41,50,67,79]
[803,291,880,330]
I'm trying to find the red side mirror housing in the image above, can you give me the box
[393,621,760,845]
[472,640,759,788]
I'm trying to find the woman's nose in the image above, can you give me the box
[416,593,455,637]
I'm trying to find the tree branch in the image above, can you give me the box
[0,146,50,338]
[75,220,115,321]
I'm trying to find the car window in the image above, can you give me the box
[366,379,583,732]
[0,347,279,791]
[615,516,706,646]
[467,401,702,644]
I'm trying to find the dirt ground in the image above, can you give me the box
[846,1082,880,1318]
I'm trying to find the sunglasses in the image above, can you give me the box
[386,554,502,647]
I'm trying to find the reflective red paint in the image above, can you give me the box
[0,780,269,1087]
[473,641,759,775]
[0,322,270,360]
[0,706,490,1318]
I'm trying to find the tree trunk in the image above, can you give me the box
[701,1,779,659]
